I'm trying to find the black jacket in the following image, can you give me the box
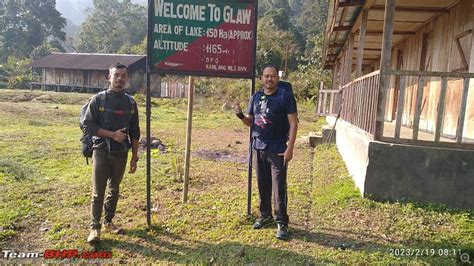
[83,89,140,152]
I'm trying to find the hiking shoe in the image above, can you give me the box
[252,216,274,229]
[275,223,289,240]
[103,222,124,234]
[87,229,100,244]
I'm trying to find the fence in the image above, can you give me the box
[318,69,474,150]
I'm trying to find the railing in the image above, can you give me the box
[382,70,474,149]
[340,70,380,134]
[317,88,341,116]
[317,69,474,150]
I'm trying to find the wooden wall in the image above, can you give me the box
[386,0,473,140]
[43,68,108,88]
[41,68,149,93]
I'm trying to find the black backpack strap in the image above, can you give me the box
[95,91,111,153]
[125,93,135,114]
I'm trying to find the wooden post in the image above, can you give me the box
[394,76,406,140]
[375,0,396,140]
[434,77,447,142]
[331,61,339,90]
[456,77,470,143]
[412,77,425,141]
[356,9,368,78]
[182,76,195,203]
[317,81,323,115]
[330,92,335,114]
[345,33,355,83]
[323,90,328,113]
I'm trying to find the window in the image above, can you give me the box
[450,30,472,72]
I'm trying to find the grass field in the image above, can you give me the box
[0,89,472,263]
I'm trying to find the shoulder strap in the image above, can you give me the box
[95,91,107,128]
[279,87,285,104]
[124,93,136,114]
[97,91,107,111]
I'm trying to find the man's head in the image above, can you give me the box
[261,65,279,90]
[108,63,128,90]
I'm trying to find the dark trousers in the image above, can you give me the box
[254,149,289,225]
[90,149,128,229]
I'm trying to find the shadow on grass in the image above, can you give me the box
[92,226,326,264]
[290,227,471,264]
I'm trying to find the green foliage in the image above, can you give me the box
[118,37,147,55]
[0,65,7,83]
[170,151,184,182]
[3,56,36,90]
[0,0,66,62]
[30,40,65,60]
[258,0,290,17]
[254,0,330,99]
[256,8,306,73]
[0,158,37,181]
[7,75,30,90]
[76,0,147,53]
[287,35,331,99]
[194,77,251,101]
[292,0,328,39]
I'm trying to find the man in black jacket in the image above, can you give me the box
[83,63,140,244]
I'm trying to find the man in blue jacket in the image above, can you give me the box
[234,65,298,240]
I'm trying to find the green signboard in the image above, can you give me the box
[148,0,257,78]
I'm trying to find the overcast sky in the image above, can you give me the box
[56,0,147,25]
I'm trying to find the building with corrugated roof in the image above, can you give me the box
[31,53,148,93]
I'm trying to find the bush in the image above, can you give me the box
[7,75,31,90]
[0,66,7,82]
[3,56,34,89]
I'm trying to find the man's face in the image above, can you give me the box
[261,67,279,90]
[108,67,128,89]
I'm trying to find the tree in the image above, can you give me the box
[256,8,305,74]
[258,0,291,17]
[30,40,65,60]
[288,34,330,99]
[0,0,66,62]
[293,0,328,40]
[76,0,147,54]
[118,37,147,55]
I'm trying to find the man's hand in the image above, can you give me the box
[234,102,252,127]
[129,157,138,173]
[278,148,294,166]
[111,128,127,143]
[233,102,243,114]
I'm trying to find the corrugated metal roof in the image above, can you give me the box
[31,53,145,70]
